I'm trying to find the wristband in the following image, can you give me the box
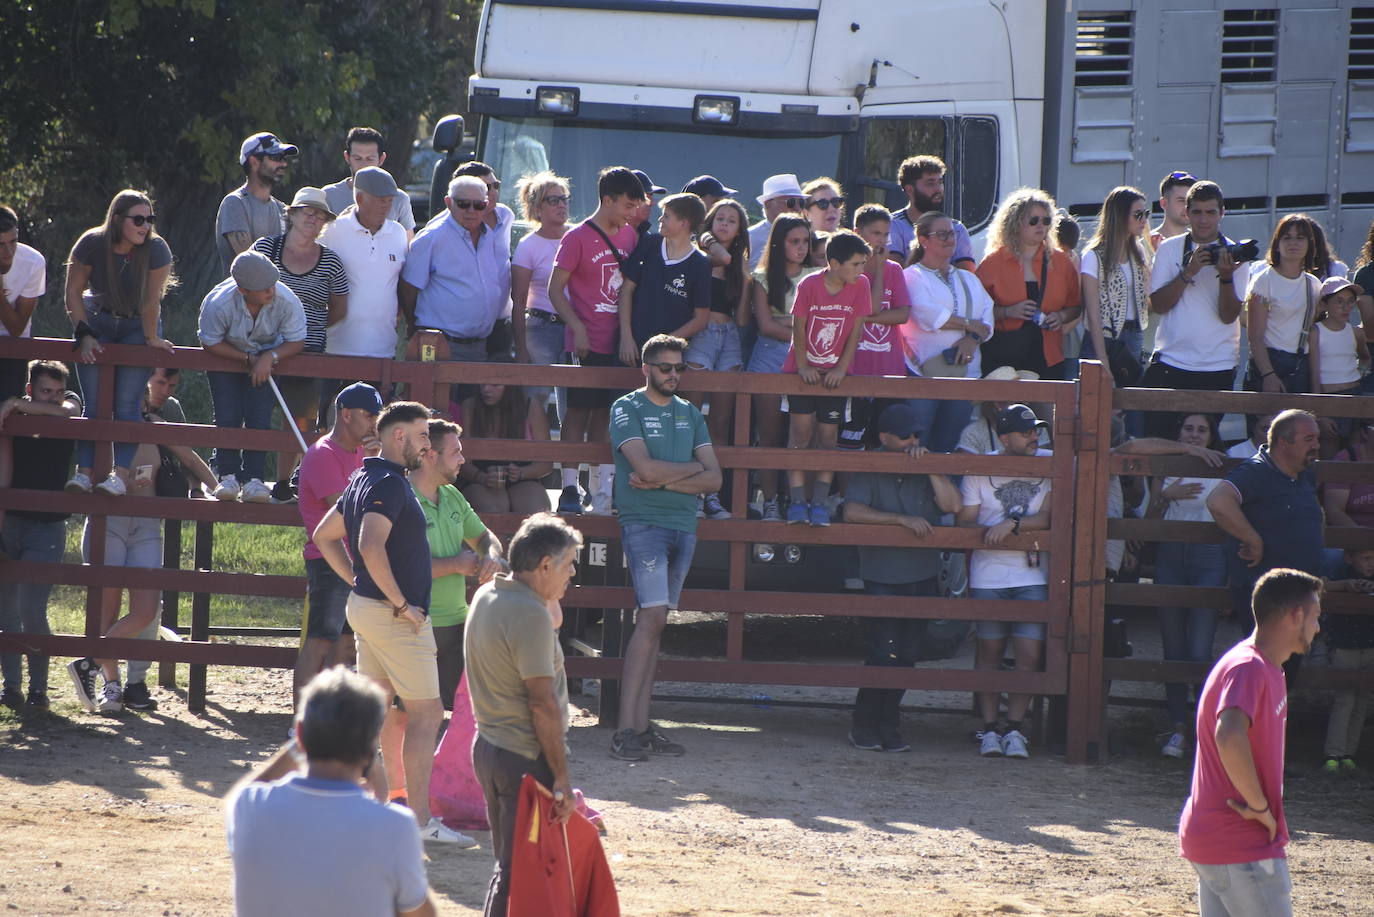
[1011,515,1022,535]
[1261,371,1275,379]
[1219,278,1233,285]
[72,321,97,350]
[1249,802,1270,814]
[966,331,981,343]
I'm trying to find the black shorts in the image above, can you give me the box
[566,350,621,410]
[304,556,353,640]
[785,393,846,425]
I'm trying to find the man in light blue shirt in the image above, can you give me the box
[399,174,510,363]
[198,250,307,502]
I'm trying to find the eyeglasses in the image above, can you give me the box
[263,154,289,163]
[778,197,805,209]
[808,197,844,211]
[124,213,157,227]
[1026,215,1049,226]
[922,230,957,241]
[485,180,501,192]
[1131,209,1150,220]
[650,362,687,374]
[452,199,488,211]
[1167,171,1196,181]
[542,195,570,206]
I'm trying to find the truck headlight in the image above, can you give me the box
[783,545,803,565]
[753,543,776,563]
[693,95,738,126]
[536,87,579,116]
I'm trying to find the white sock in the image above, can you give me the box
[595,463,615,496]
[562,466,580,489]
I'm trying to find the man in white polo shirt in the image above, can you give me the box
[1144,180,1251,438]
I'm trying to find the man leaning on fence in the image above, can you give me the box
[0,360,81,710]
[311,400,473,845]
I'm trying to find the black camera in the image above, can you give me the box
[1202,238,1260,263]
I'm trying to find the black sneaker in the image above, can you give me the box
[25,690,49,711]
[610,727,648,761]
[0,686,23,709]
[269,478,297,504]
[67,657,99,712]
[880,730,911,753]
[122,681,158,711]
[849,727,882,751]
[639,724,685,757]
[557,485,585,515]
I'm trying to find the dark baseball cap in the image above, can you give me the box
[995,403,1047,435]
[633,170,668,196]
[681,175,737,198]
[876,403,922,439]
[335,382,383,414]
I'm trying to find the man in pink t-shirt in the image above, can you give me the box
[292,382,382,708]
[547,166,645,517]
[1179,568,1323,917]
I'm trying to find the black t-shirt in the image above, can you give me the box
[339,456,432,612]
[624,234,711,347]
[11,390,82,522]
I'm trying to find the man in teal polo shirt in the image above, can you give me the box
[608,333,721,761]
[411,417,506,709]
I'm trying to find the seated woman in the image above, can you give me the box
[457,383,553,515]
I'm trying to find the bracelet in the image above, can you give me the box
[1261,371,1275,379]
[1249,802,1270,814]
[391,601,408,617]
[1219,278,1233,286]
[1011,515,1022,535]
[72,321,97,351]
[966,331,981,343]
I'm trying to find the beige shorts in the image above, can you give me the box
[345,592,440,701]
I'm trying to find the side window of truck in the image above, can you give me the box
[957,117,999,234]
[858,117,948,209]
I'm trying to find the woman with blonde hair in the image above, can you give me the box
[802,177,845,234]
[975,188,1081,379]
[1081,186,1151,389]
[64,189,176,496]
[511,170,572,416]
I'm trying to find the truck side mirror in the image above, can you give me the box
[432,115,465,153]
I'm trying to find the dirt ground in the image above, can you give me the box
[3,653,1373,917]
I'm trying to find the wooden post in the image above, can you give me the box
[1066,360,1113,763]
[158,519,181,689]
[726,392,751,661]
[188,520,213,712]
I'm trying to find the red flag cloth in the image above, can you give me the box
[507,774,619,917]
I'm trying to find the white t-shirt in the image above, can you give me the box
[1160,476,1221,523]
[1245,264,1320,354]
[513,230,564,314]
[1079,249,1140,322]
[901,264,995,377]
[1,243,46,337]
[1314,321,1362,388]
[960,448,1053,588]
[319,212,407,357]
[1226,439,1260,460]
[1149,235,1250,372]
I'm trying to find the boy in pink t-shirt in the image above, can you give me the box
[1178,569,1323,916]
[849,205,912,379]
[547,167,646,516]
[781,230,872,526]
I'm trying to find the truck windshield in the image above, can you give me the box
[481,116,843,222]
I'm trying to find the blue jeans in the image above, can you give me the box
[852,578,936,734]
[1082,325,1145,437]
[74,310,152,469]
[1191,858,1292,917]
[207,370,275,482]
[905,369,971,454]
[0,517,65,693]
[1155,541,1226,726]
[620,523,696,610]
[523,310,567,422]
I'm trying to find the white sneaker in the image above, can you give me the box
[98,680,123,713]
[212,476,241,502]
[64,472,93,494]
[979,730,1004,757]
[1002,729,1030,759]
[419,817,477,847]
[93,472,126,496]
[240,478,272,503]
[1161,732,1187,759]
[588,491,614,516]
[695,494,706,518]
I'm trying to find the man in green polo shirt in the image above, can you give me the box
[412,418,506,710]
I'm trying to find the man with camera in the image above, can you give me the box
[1144,180,1254,438]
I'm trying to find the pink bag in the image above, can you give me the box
[430,672,490,831]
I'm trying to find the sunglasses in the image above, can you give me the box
[1168,171,1196,181]
[1026,215,1049,226]
[650,362,687,374]
[542,194,570,206]
[778,197,805,209]
[124,213,157,227]
[922,229,957,241]
[808,197,844,211]
[485,180,501,192]
[1131,209,1150,220]
[452,199,488,211]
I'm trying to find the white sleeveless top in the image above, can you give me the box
[1314,321,1361,388]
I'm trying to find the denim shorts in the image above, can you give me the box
[621,522,697,610]
[746,334,790,374]
[304,556,353,640]
[685,321,743,371]
[523,310,567,406]
[969,584,1048,641]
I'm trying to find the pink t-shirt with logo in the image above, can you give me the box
[1178,640,1289,865]
[298,434,365,560]
[851,260,911,377]
[782,270,873,372]
[553,221,637,356]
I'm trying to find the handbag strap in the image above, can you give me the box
[585,219,627,271]
[1030,248,1049,311]
[956,271,973,322]
[1296,273,1316,355]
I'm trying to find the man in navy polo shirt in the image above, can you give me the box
[1208,409,1324,633]
[313,400,471,846]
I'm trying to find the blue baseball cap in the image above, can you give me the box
[335,382,383,414]
[681,175,738,198]
[876,403,923,438]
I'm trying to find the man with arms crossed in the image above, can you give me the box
[608,334,721,761]
[226,667,437,917]
[312,400,472,845]
[466,512,582,917]
[1179,568,1322,917]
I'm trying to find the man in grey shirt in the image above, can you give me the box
[842,403,961,752]
[198,250,306,503]
[216,131,296,275]
[322,126,416,239]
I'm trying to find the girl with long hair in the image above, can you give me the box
[64,189,176,496]
[1080,186,1152,388]
[458,382,554,514]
